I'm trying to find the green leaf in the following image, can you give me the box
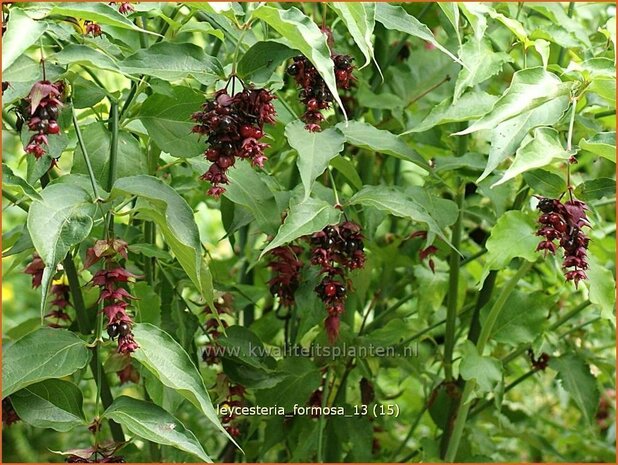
[375,3,464,67]
[459,341,502,394]
[49,2,154,33]
[455,68,572,136]
[348,186,457,245]
[133,282,162,325]
[549,354,600,425]
[260,197,342,258]
[453,38,511,102]
[336,121,430,171]
[330,3,376,69]
[285,120,345,200]
[574,178,615,201]
[3,328,92,398]
[237,40,296,85]
[404,91,499,134]
[51,44,121,73]
[480,211,537,286]
[112,176,211,301]
[2,164,42,201]
[478,95,569,182]
[120,42,223,83]
[329,156,362,190]
[71,76,107,109]
[139,87,204,159]
[252,5,347,120]
[480,291,549,346]
[73,122,147,184]
[132,324,233,444]
[104,396,212,462]
[579,132,615,163]
[11,379,85,432]
[27,181,96,315]
[493,127,570,187]
[523,169,567,198]
[256,358,322,411]
[437,3,461,45]
[586,254,616,322]
[2,9,47,72]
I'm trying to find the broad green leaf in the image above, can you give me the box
[253,5,347,120]
[132,323,234,445]
[579,132,615,163]
[404,91,499,134]
[586,254,616,322]
[523,169,567,198]
[120,42,223,83]
[574,178,616,201]
[3,328,92,397]
[260,197,341,258]
[437,3,461,45]
[256,358,322,411]
[348,186,458,245]
[224,162,281,235]
[480,211,537,286]
[493,127,570,187]
[329,156,362,190]
[534,39,550,69]
[49,2,154,33]
[455,68,572,136]
[336,121,430,171]
[549,354,600,425]
[11,379,85,432]
[478,95,569,182]
[330,3,376,69]
[527,4,591,47]
[375,3,464,67]
[139,87,204,159]
[454,38,511,102]
[237,40,296,85]
[2,55,64,104]
[112,176,211,301]
[2,9,47,72]
[2,164,42,201]
[459,2,488,40]
[459,341,502,393]
[71,76,107,109]
[480,291,549,346]
[52,44,121,73]
[489,10,529,45]
[104,396,211,462]
[73,122,147,184]
[133,281,162,325]
[27,182,96,315]
[285,120,345,200]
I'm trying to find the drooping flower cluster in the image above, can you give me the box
[527,349,550,371]
[46,281,72,328]
[87,238,138,354]
[64,443,125,463]
[17,80,65,159]
[267,245,304,307]
[84,21,102,37]
[311,222,365,342]
[287,28,355,131]
[219,377,246,438]
[535,197,590,287]
[24,252,45,288]
[191,85,276,197]
[109,2,134,14]
[2,398,20,426]
[202,294,233,365]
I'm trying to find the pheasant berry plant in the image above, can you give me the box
[1,2,615,464]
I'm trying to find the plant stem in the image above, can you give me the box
[328,168,340,206]
[444,260,533,462]
[106,102,119,236]
[72,110,101,200]
[406,75,451,109]
[594,109,616,119]
[2,190,29,211]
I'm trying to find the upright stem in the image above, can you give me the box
[444,260,533,462]
[107,102,119,236]
[72,110,101,200]
[566,97,577,199]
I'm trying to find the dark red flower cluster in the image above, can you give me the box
[527,349,550,371]
[411,230,438,272]
[191,86,276,197]
[220,380,246,438]
[17,80,64,159]
[24,252,45,288]
[109,2,134,14]
[65,444,125,463]
[202,294,233,365]
[87,238,138,354]
[311,222,365,342]
[84,21,102,37]
[536,197,590,287]
[268,245,304,307]
[287,29,355,131]
[2,398,20,426]
[116,354,140,384]
[46,282,72,328]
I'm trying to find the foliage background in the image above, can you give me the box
[1,1,616,463]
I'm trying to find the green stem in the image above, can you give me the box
[72,110,101,200]
[328,168,340,206]
[2,190,29,211]
[594,109,616,119]
[444,260,534,462]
